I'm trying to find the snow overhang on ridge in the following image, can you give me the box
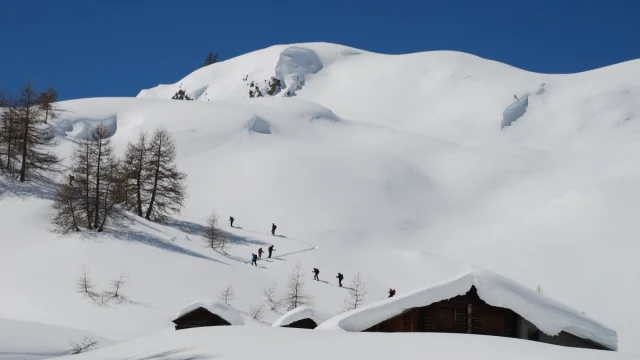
[316,269,618,351]
[176,300,245,326]
[272,306,328,327]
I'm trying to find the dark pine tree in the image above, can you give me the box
[203,51,219,67]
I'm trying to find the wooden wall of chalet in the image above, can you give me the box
[365,286,518,337]
[172,307,232,330]
[363,286,613,351]
[284,318,318,329]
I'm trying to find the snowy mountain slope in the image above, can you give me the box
[55,327,638,360]
[139,42,640,140]
[1,42,640,356]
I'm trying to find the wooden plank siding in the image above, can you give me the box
[172,307,232,330]
[362,286,612,351]
[365,286,518,337]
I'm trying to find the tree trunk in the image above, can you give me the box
[93,139,102,227]
[84,143,93,229]
[68,186,80,232]
[98,171,113,232]
[18,106,30,182]
[145,137,162,220]
[136,150,143,217]
[6,106,14,173]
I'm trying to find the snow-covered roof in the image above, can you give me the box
[176,300,245,326]
[272,306,327,327]
[316,270,617,350]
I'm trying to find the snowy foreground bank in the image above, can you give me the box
[0,318,112,360]
[57,326,636,360]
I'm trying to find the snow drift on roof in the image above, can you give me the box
[176,300,245,326]
[272,306,327,327]
[316,269,617,350]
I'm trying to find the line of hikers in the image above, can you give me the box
[251,245,275,266]
[312,267,396,297]
[230,216,397,298]
[229,216,278,236]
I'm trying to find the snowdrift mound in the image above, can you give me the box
[248,116,272,134]
[54,326,634,360]
[0,318,113,360]
[137,43,358,101]
[502,95,529,128]
[275,46,323,96]
[318,269,617,351]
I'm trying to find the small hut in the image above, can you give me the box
[317,270,617,351]
[172,300,245,330]
[272,306,325,329]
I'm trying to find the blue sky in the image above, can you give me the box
[1,0,638,100]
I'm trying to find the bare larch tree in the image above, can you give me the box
[218,285,235,305]
[264,283,282,312]
[203,51,219,67]
[15,85,60,182]
[283,262,312,311]
[249,305,264,322]
[143,128,186,222]
[51,175,81,233]
[37,86,59,124]
[77,270,100,303]
[89,125,113,229]
[343,272,368,311]
[69,336,99,355]
[95,155,121,232]
[71,135,95,229]
[1,97,21,176]
[203,210,227,250]
[122,132,149,216]
[103,273,128,304]
[60,124,121,232]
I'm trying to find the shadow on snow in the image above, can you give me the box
[107,225,232,267]
[0,173,60,201]
[114,348,219,360]
[166,219,271,247]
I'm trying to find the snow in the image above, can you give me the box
[176,300,244,326]
[271,305,326,327]
[0,318,112,360]
[317,269,617,350]
[1,42,640,356]
[502,95,529,128]
[275,46,324,96]
[54,326,636,360]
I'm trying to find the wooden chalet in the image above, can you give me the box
[316,270,618,351]
[173,300,244,330]
[364,286,610,351]
[272,305,324,330]
[173,306,232,330]
[284,318,318,329]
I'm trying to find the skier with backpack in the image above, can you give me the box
[229,216,234,227]
[336,273,344,287]
[388,288,396,298]
[271,223,277,236]
[251,253,258,266]
[268,245,275,258]
[313,268,320,281]
[258,247,264,259]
